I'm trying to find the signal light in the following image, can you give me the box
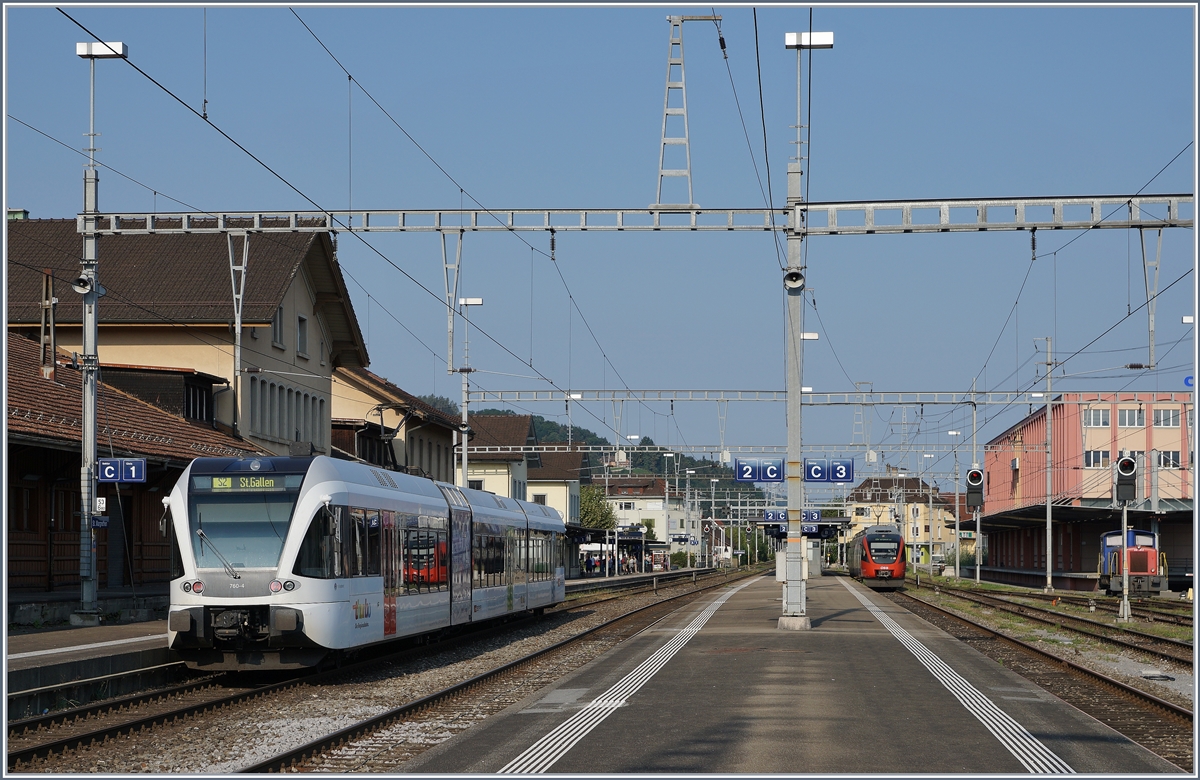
[192,580,204,594]
[270,580,283,593]
[966,468,985,508]
[1115,456,1137,502]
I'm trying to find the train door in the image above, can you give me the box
[382,509,397,636]
[438,485,474,625]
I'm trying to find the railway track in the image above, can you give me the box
[7,569,747,773]
[910,582,1193,666]
[891,590,1193,772]
[7,564,720,729]
[1013,590,1193,626]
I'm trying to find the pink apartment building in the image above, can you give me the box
[981,392,1192,592]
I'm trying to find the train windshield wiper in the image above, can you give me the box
[196,515,241,579]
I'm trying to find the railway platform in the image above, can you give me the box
[405,572,1183,774]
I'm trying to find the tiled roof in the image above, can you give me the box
[529,450,589,482]
[847,474,951,507]
[467,414,536,462]
[337,367,459,430]
[6,332,266,463]
[600,476,665,496]
[7,218,367,368]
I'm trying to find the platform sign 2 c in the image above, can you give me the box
[98,458,147,483]
[736,458,784,482]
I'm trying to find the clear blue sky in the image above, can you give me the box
[4,5,1195,492]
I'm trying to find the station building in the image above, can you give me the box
[330,366,459,482]
[6,331,265,616]
[457,413,539,500]
[7,215,368,459]
[980,392,1193,591]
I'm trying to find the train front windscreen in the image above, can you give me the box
[187,473,304,570]
[868,534,902,564]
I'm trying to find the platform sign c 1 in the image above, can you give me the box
[98,458,146,483]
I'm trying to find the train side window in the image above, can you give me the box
[365,510,381,576]
[294,506,343,579]
[168,520,185,580]
[859,546,868,562]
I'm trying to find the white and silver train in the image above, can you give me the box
[164,455,567,670]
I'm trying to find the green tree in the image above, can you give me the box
[417,395,459,417]
[579,484,615,529]
[641,519,658,541]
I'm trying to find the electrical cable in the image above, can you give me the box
[286,8,663,436]
[59,9,625,438]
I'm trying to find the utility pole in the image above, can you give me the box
[73,41,127,625]
[457,297,482,489]
[780,27,832,630]
[1040,334,1054,593]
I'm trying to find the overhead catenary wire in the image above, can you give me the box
[286,8,664,438]
[57,9,629,438]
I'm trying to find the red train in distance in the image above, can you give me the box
[847,524,907,590]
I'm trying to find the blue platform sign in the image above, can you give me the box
[829,459,854,483]
[737,458,784,482]
[801,524,819,535]
[804,459,828,482]
[802,510,821,523]
[98,458,146,483]
[763,509,786,522]
[735,458,760,482]
[1186,375,1194,388]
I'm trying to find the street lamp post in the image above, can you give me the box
[74,40,127,625]
[686,469,695,568]
[948,431,962,578]
[781,29,832,631]
[457,297,482,490]
[923,453,935,575]
[710,478,719,567]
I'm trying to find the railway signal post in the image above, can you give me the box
[1115,456,1137,621]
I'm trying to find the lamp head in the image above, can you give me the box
[783,268,805,291]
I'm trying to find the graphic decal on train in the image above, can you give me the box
[353,600,372,619]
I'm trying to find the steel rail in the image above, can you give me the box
[7,669,216,736]
[4,611,541,770]
[1006,591,1193,627]
[894,591,1193,723]
[915,583,1193,665]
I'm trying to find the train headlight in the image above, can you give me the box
[270,580,283,593]
[283,580,296,591]
[192,580,204,594]
[182,582,192,593]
